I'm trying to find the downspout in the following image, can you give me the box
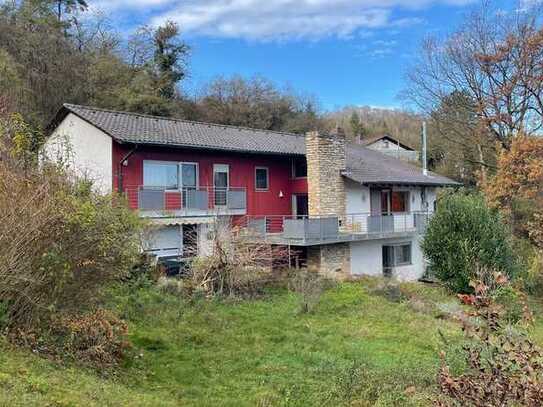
[117,144,138,193]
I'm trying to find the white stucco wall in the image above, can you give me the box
[346,180,371,213]
[350,236,426,281]
[44,113,113,194]
[345,183,435,214]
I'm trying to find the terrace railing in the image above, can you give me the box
[238,211,431,244]
[125,186,247,215]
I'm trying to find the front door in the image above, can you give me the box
[382,245,394,277]
[213,164,229,206]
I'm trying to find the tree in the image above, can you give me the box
[406,3,543,148]
[483,135,543,251]
[53,0,88,22]
[194,75,324,133]
[349,111,366,140]
[422,191,517,293]
[152,21,189,100]
[428,91,497,184]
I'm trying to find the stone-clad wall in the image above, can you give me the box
[305,128,350,278]
[305,128,347,217]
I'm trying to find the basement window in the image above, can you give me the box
[255,167,269,190]
[382,243,412,269]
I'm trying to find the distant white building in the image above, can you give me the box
[360,135,419,163]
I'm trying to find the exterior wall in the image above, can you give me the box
[346,183,436,214]
[350,236,426,281]
[346,180,371,213]
[305,130,346,217]
[113,143,307,217]
[367,138,410,151]
[306,244,350,278]
[305,129,350,278]
[44,113,113,193]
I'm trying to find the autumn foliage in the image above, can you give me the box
[484,135,543,250]
[435,271,543,407]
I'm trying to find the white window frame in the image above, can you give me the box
[255,166,269,191]
[143,160,199,191]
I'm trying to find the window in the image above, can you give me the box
[143,161,198,189]
[391,191,409,213]
[383,243,412,268]
[143,162,178,189]
[255,167,269,190]
[292,157,307,178]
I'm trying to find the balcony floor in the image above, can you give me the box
[255,229,422,246]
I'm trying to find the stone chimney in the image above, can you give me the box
[305,126,347,217]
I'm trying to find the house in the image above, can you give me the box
[360,134,419,163]
[44,104,459,281]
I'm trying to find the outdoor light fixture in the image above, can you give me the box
[279,190,284,198]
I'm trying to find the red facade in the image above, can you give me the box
[112,142,308,217]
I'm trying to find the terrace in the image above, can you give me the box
[238,211,431,246]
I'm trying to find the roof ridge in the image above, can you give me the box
[63,103,306,139]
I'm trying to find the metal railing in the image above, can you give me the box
[237,211,432,243]
[125,186,247,212]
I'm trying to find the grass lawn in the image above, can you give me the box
[1,279,541,406]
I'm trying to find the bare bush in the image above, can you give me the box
[0,162,143,327]
[289,270,334,313]
[436,271,543,406]
[9,308,130,367]
[189,218,290,297]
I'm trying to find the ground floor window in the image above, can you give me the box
[382,243,412,272]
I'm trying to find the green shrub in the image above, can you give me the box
[422,191,517,293]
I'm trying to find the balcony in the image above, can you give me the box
[125,186,247,217]
[238,212,431,246]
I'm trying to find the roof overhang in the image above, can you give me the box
[342,172,461,188]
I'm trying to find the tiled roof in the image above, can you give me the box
[51,104,460,187]
[56,104,306,155]
[344,144,459,186]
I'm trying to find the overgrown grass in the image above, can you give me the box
[2,279,541,406]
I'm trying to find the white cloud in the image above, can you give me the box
[95,0,475,41]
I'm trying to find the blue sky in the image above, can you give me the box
[92,0,524,110]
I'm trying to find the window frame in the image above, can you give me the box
[143,160,199,191]
[255,166,269,191]
[383,242,412,267]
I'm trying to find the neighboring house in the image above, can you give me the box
[45,104,459,281]
[360,134,419,163]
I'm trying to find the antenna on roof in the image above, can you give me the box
[421,121,428,176]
